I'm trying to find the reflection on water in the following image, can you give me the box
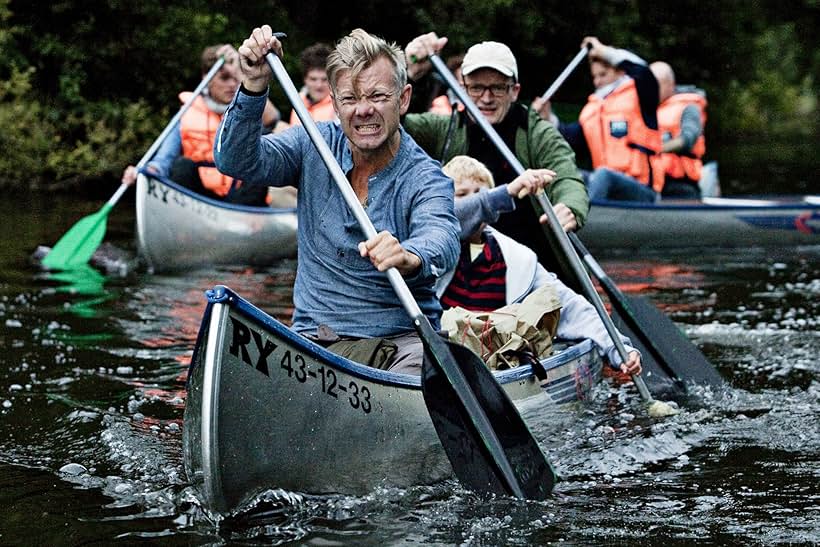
[43,264,114,318]
[47,264,107,295]
[0,196,818,544]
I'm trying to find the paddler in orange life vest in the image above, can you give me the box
[120,44,282,206]
[533,37,663,203]
[650,61,708,199]
[288,42,337,126]
[428,54,466,116]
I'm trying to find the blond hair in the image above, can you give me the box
[442,156,495,189]
[326,29,407,93]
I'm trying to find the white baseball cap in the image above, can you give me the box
[461,41,518,81]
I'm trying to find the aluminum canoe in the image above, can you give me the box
[182,285,602,514]
[135,173,297,272]
[578,195,820,250]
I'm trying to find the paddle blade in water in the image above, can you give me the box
[647,399,680,417]
[617,294,725,390]
[422,338,556,500]
[42,203,113,269]
[610,311,686,397]
[567,232,724,394]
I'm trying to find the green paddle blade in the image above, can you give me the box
[42,203,113,269]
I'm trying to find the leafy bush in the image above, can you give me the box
[0,63,165,189]
[0,66,57,189]
[0,0,816,192]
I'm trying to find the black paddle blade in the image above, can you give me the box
[609,308,684,396]
[567,232,725,394]
[613,295,726,390]
[421,336,556,500]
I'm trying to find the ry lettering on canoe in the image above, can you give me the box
[146,178,218,222]
[227,316,373,415]
[146,178,170,203]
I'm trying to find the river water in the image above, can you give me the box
[1,192,818,545]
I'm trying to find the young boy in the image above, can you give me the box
[440,155,642,375]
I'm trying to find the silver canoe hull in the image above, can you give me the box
[183,286,602,513]
[135,173,297,271]
[579,195,819,250]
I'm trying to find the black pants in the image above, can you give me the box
[661,177,701,199]
[170,157,269,206]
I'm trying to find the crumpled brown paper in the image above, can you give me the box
[441,284,561,370]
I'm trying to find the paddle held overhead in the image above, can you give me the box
[265,48,557,500]
[42,58,227,270]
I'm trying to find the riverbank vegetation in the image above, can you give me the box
[0,0,816,193]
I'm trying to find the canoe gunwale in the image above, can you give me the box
[139,171,297,215]
[200,302,228,508]
[201,285,598,390]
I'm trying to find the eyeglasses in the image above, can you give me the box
[464,83,513,98]
[336,91,396,108]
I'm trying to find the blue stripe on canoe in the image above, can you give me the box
[140,170,297,215]
[210,285,596,392]
[737,212,820,234]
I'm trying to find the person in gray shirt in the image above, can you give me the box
[651,61,708,199]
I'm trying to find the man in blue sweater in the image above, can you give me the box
[215,26,460,374]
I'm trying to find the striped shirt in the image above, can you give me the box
[441,233,507,311]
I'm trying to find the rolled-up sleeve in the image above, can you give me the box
[215,90,303,188]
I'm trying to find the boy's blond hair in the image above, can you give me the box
[442,155,495,189]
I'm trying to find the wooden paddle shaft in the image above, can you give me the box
[429,54,652,402]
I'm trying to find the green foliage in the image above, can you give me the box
[44,100,164,185]
[723,23,817,136]
[0,66,56,189]
[0,0,816,191]
[0,62,163,188]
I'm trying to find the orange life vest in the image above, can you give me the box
[288,92,336,125]
[579,79,664,192]
[429,94,452,116]
[178,92,235,197]
[657,92,707,182]
[428,94,465,116]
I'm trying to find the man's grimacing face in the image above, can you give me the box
[332,56,411,157]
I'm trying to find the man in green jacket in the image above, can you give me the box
[403,33,589,270]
